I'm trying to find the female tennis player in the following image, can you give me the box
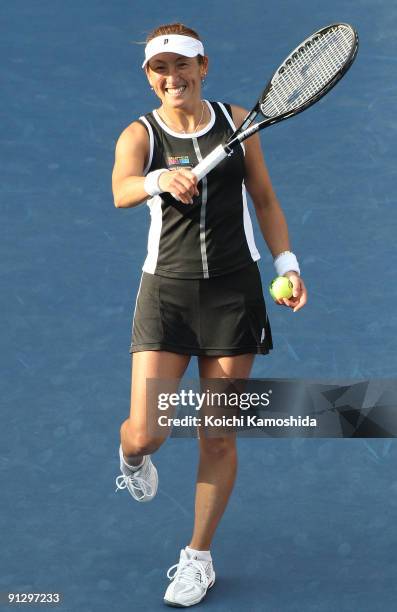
[112,22,307,607]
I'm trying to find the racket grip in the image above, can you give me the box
[192,144,228,181]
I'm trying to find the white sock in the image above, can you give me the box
[120,447,144,473]
[125,455,144,468]
[185,546,212,562]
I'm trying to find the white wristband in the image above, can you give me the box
[143,169,168,197]
[274,251,300,276]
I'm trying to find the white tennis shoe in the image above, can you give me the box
[164,548,216,607]
[115,445,158,502]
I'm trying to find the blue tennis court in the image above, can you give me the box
[1,1,396,610]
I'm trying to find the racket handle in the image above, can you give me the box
[192,144,229,181]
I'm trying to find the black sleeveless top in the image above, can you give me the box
[138,100,260,279]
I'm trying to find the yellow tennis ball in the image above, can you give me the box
[269,276,293,300]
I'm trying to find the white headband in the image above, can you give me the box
[142,34,205,68]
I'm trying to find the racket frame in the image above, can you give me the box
[187,23,359,183]
[226,22,359,151]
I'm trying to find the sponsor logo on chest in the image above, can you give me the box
[167,155,192,170]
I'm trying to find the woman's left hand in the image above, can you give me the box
[274,271,307,312]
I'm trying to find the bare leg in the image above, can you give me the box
[188,354,254,550]
[120,350,190,462]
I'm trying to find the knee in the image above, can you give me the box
[121,422,165,456]
[199,436,236,458]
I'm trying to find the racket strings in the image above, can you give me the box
[261,25,355,117]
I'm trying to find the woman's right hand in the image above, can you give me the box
[158,169,200,204]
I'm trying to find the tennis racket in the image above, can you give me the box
[191,22,359,182]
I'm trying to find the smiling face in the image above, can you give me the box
[146,52,208,109]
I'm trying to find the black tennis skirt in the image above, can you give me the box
[130,262,273,357]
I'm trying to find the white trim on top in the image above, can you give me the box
[242,183,260,262]
[192,137,209,279]
[217,101,245,155]
[152,100,215,139]
[142,195,163,274]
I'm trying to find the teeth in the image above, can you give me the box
[166,86,186,96]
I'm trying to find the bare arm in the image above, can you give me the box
[230,105,307,311]
[112,121,150,208]
[112,121,199,208]
[230,105,292,258]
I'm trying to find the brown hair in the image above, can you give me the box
[146,23,205,65]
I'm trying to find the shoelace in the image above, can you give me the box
[114,472,154,499]
[167,558,210,589]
